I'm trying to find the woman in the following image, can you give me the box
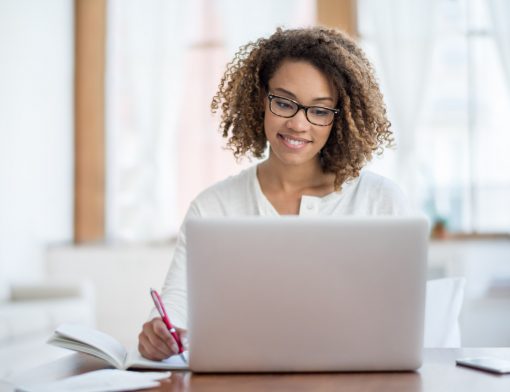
[138,26,408,360]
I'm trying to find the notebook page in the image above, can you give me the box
[50,324,127,369]
[125,349,189,370]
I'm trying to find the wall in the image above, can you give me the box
[46,243,175,346]
[0,0,74,295]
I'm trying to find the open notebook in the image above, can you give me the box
[48,324,188,370]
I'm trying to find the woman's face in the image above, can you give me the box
[264,60,338,168]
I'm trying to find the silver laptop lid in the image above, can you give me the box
[187,217,428,372]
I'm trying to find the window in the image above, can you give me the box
[360,0,510,233]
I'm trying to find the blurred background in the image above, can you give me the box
[1,0,509,378]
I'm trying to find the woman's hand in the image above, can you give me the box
[138,317,187,360]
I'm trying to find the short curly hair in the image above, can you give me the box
[211,26,393,190]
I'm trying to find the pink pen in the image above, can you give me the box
[150,288,187,363]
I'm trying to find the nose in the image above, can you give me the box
[286,108,311,131]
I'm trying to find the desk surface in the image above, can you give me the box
[4,348,510,391]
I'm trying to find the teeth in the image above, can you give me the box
[283,135,306,145]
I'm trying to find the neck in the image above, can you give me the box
[259,153,329,194]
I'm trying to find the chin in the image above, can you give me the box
[274,151,319,167]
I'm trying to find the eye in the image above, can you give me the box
[273,97,296,111]
[309,107,332,117]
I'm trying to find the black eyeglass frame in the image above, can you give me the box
[267,93,340,126]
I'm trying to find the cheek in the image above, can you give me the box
[263,110,282,138]
[263,112,271,138]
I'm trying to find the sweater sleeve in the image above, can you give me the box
[148,201,201,329]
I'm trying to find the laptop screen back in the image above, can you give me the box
[186,217,428,372]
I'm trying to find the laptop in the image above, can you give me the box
[186,216,428,372]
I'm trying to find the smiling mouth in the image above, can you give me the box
[278,133,311,149]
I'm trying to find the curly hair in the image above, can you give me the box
[211,27,393,190]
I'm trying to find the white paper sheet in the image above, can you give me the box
[15,369,171,392]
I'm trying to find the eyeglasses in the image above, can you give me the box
[267,93,339,126]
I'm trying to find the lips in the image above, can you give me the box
[278,133,311,150]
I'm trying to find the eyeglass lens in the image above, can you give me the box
[270,95,335,126]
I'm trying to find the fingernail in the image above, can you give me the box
[172,343,178,352]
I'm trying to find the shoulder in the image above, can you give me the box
[357,170,402,194]
[195,165,255,203]
[350,170,410,215]
[188,165,257,217]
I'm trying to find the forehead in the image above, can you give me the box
[268,60,337,102]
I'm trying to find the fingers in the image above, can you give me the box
[150,319,178,354]
[138,318,180,360]
[139,332,169,360]
[176,327,188,351]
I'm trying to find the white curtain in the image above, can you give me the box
[217,0,316,56]
[488,0,510,91]
[106,1,192,241]
[359,0,439,202]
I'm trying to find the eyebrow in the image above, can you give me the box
[272,87,335,104]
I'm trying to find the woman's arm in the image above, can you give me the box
[138,202,200,359]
